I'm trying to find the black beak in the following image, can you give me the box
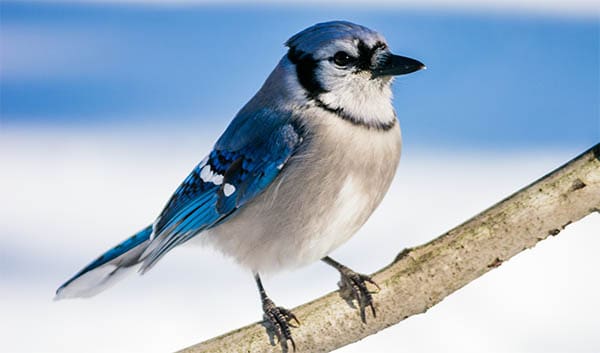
[372,54,425,77]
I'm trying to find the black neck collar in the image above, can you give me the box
[312,97,397,131]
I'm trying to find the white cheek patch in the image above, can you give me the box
[200,164,224,185]
[223,183,236,197]
[318,71,395,127]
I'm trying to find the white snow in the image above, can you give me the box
[1,127,598,353]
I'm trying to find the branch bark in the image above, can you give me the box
[178,144,600,353]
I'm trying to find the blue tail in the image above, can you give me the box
[55,225,152,300]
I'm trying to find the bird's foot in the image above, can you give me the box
[337,267,381,323]
[262,297,300,351]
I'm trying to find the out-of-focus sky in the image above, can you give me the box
[1,1,598,149]
[0,1,599,353]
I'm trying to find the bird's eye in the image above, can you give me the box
[333,51,353,67]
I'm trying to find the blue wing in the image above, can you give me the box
[55,225,153,299]
[140,109,303,272]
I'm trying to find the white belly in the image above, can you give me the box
[199,115,402,274]
[304,174,371,261]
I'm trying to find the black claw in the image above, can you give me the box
[263,299,298,351]
[338,268,380,323]
[280,307,301,327]
[255,273,299,351]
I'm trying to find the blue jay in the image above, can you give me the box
[56,20,424,349]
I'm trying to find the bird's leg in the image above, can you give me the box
[321,256,381,323]
[255,273,300,351]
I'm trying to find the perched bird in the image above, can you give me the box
[56,20,424,349]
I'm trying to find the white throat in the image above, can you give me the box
[316,73,396,129]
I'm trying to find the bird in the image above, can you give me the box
[55,20,424,349]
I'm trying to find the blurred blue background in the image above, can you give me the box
[1,1,598,149]
[1,2,599,353]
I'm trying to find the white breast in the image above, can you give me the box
[199,111,402,274]
[305,174,369,261]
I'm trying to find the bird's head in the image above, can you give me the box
[285,21,425,129]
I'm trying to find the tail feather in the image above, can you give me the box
[55,225,153,300]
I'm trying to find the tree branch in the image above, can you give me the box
[178,144,600,353]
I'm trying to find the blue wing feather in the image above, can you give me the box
[56,225,153,296]
[140,109,302,272]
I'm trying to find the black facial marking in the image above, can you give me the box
[287,47,326,99]
[356,41,372,70]
[356,40,387,71]
[372,41,387,51]
[288,41,395,131]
